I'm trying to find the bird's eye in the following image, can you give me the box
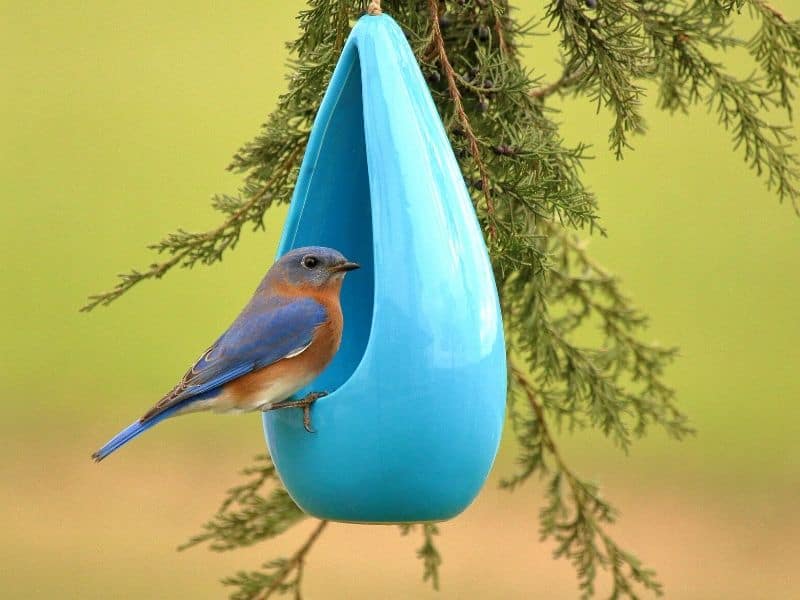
[302,256,318,269]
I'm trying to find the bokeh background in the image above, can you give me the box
[3,2,799,598]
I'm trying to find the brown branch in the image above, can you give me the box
[511,359,665,597]
[509,357,611,495]
[756,0,788,24]
[490,0,510,57]
[428,0,496,239]
[509,359,560,461]
[543,221,610,278]
[255,519,329,600]
[531,66,587,100]
[510,361,618,537]
[81,145,302,311]
[510,358,619,524]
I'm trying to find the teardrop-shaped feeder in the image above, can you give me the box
[263,13,506,523]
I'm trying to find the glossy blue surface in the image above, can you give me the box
[263,14,506,523]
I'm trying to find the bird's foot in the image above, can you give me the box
[264,391,328,433]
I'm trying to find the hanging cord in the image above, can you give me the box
[366,0,382,15]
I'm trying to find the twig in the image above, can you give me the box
[509,358,560,461]
[508,357,621,512]
[490,0,510,57]
[543,221,609,277]
[82,146,302,311]
[511,361,664,595]
[428,0,497,238]
[531,66,587,100]
[756,0,788,24]
[255,520,329,600]
[510,360,642,553]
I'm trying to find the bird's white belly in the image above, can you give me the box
[244,376,309,411]
[208,369,316,414]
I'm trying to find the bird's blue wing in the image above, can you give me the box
[141,296,327,422]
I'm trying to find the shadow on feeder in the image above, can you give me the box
[263,14,507,524]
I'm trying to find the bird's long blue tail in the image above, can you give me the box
[92,406,180,462]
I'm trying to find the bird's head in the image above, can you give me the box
[269,246,360,293]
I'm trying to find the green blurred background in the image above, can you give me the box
[2,2,798,598]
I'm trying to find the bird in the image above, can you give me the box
[91,246,360,462]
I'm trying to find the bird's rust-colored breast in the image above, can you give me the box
[221,288,344,411]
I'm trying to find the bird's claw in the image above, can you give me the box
[302,405,314,433]
[266,391,327,434]
[301,391,327,433]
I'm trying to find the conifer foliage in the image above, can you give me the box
[86,1,799,597]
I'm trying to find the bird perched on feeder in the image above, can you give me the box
[91,246,359,462]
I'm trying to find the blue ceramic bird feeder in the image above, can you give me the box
[263,13,506,523]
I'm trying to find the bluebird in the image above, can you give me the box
[92,246,359,462]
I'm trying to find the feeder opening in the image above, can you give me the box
[280,46,374,395]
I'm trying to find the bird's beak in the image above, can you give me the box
[332,261,360,273]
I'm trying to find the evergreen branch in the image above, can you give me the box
[506,361,663,599]
[490,0,511,57]
[399,523,443,590]
[671,34,799,206]
[181,455,322,600]
[81,146,302,312]
[545,0,649,157]
[747,0,800,116]
[180,455,305,553]
[418,523,442,590]
[536,0,800,208]
[504,223,691,451]
[757,0,788,24]
[531,65,587,99]
[638,0,800,208]
[222,520,329,600]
